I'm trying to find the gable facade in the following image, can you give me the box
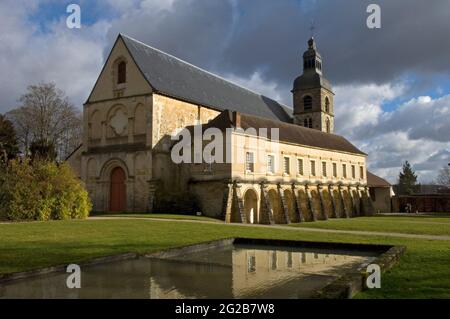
[69,34,376,220]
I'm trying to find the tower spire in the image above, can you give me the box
[291,37,335,133]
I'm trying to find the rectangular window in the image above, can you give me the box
[333,163,337,178]
[246,152,254,173]
[322,161,327,177]
[310,160,316,176]
[247,255,256,273]
[283,157,290,175]
[351,165,356,179]
[360,166,364,179]
[342,164,347,178]
[297,158,304,175]
[267,155,275,174]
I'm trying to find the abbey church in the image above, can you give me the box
[67,34,391,223]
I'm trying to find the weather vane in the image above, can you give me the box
[309,19,316,37]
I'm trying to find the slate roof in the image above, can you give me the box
[120,34,292,122]
[367,171,391,187]
[200,110,366,155]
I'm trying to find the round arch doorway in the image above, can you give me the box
[110,167,127,212]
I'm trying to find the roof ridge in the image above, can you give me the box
[120,33,291,109]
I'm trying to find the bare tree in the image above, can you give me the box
[436,166,450,187]
[7,83,82,160]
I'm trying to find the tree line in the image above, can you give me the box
[395,161,450,195]
[0,83,89,221]
[1,82,81,162]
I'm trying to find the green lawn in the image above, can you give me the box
[96,213,221,223]
[290,215,450,236]
[1,217,450,298]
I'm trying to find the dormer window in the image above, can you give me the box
[117,61,126,84]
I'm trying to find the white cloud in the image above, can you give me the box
[334,82,450,183]
[0,1,108,112]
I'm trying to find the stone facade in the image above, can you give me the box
[68,34,376,221]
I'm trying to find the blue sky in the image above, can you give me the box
[1,0,450,183]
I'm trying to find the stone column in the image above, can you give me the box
[260,182,275,225]
[328,184,338,218]
[339,184,350,218]
[223,182,234,223]
[317,184,328,220]
[291,184,304,223]
[277,184,291,224]
[363,186,375,216]
[348,185,355,217]
[234,183,247,224]
[305,184,317,221]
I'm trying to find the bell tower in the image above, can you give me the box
[292,37,334,133]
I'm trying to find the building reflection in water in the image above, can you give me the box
[0,245,376,299]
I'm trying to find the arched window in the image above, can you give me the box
[325,97,330,113]
[308,118,313,128]
[326,118,331,133]
[117,61,126,84]
[303,96,312,110]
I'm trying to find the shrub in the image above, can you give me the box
[0,159,91,221]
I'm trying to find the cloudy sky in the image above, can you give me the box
[1,0,449,183]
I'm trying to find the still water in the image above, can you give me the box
[0,244,377,299]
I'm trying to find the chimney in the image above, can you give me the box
[232,111,241,128]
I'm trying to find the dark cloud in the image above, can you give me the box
[105,0,450,105]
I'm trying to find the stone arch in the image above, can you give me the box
[311,188,323,220]
[352,189,361,216]
[100,158,131,182]
[134,103,146,135]
[89,110,102,140]
[297,188,311,222]
[325,117,331,133]
[268,188,283,224]
[283,189,297,223]
[333,188,343,217]
[243,188,258,224]
[321,188,334,218]
[100,158,131,212]
[106,104,128,138]
[342,190,353,217]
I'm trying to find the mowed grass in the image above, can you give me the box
[97,213,221,223]
[290,215,450,236]
[1,217,450,298]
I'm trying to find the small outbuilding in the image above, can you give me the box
[367,171,393,214]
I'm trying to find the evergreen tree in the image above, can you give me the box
[397,161,420,195]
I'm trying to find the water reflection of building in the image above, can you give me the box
[231,248,372,298]
[147,246,374,299]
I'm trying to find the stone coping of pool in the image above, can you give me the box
[0,238,406,299]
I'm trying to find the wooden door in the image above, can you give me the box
[110,167,126,212]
